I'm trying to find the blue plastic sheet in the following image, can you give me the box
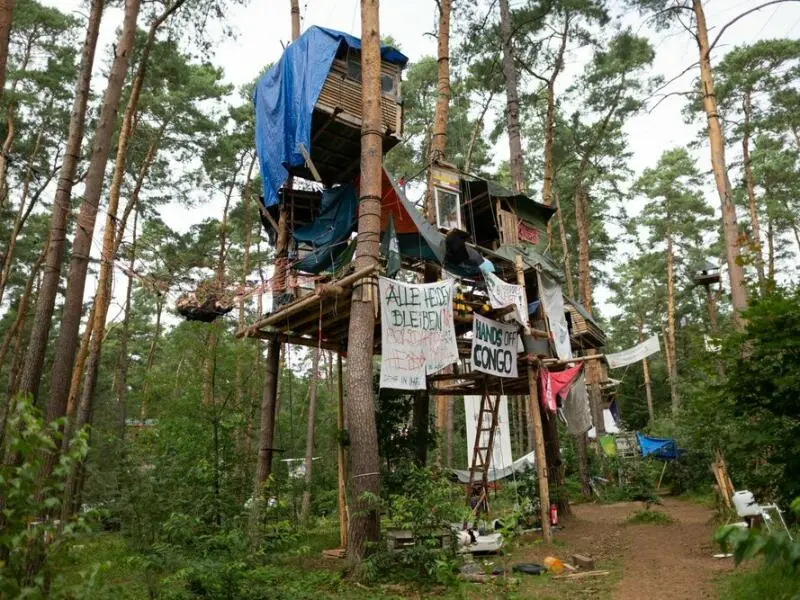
[294,183,357,247]
[253,26,408,208]
[636,432,682,460]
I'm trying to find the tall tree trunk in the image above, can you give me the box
[300,345,321,522]
[424,0,450,464]
[665,226,679,414]
[499,0,525,192]
[575,187,604,433]
[638,321,654,423]
[554,191,575,299]
[290,0,300,39]
[116,208,138,438]
[16,0,104,401]
[0,0,15,107]
[0,246,46,453]
[431,0,450,162]
[253,337,280,506]
[63,2,180,481]
[0,157,57,306]
[463,91,493,173]
[575,187,591,312]
[140,296,163,418]
[692,0,748,328]
[741,91,766,293]
[254,2,301,514]
[515,395,524,455]
[345,0,383,564]
[767,212,775,281]
[414,391,430,466]
[541,18,569,211]
[63,303,96,448]
[0,104,14,205]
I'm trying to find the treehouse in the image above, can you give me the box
[253,26,408,207]
[692,261,721,287]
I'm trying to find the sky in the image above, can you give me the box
[46,0,800,322]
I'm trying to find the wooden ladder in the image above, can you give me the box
[466,385,501,515]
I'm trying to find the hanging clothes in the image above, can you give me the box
[563,370,592,435]
[539,364,582,412]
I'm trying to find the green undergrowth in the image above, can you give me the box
[625,509,674,525]
[717,562,800,600]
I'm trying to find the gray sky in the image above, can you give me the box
[48,0,800,320]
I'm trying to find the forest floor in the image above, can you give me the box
[493,496,735,600]
[56,496,741,599]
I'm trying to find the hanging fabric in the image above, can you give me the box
[538,364,582,412]
[563,370,592,435]
[537,271,572,361]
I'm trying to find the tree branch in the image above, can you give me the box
[706,0,800,59]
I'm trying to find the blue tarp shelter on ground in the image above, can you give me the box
[636,432,682,460]
[253,26,408,209]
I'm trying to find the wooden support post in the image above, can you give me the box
[337,353,348,550]
[515,255,552,543]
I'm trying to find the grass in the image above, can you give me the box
[716,562,800,600]
[625,509,674,525]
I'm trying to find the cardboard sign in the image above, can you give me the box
[484,272,527,325]
[471,314,518,378]
[379,277,458,390]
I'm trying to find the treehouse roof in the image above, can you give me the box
[254,26,408,209]
[461,177,557,228]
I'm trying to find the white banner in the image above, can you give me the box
[464,395,513,475]
[606,335,661,369]
[379,277,458,390]
[484,272,527,324]
[539,272,572,361]
[471,314,518,378]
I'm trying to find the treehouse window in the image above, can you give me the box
[345,58,396,95]
[435,187,461,231]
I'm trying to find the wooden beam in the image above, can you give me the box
[298,142,323,182]
[236,264,378,338]
[516,254,552,543]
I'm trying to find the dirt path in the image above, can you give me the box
[564,498,732,600]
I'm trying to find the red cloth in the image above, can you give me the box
[539,365,583,412]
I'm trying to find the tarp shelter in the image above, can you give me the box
[636,432,682,460]
[253,26,408,208]
[452,451,536,484]
[291,168,496,276]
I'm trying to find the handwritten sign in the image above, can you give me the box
[518,220,541,245]
[471,314,518,378]
[379,277,458,390]
[484,272,527,325]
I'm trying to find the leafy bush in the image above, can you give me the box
[362,463,469,585]
[0,395,90,597]
[714,496,800,600]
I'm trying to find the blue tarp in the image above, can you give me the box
[292,183,358,274]
[636,432,682,460]
[253,26,408,208]
[294,183,357,247]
